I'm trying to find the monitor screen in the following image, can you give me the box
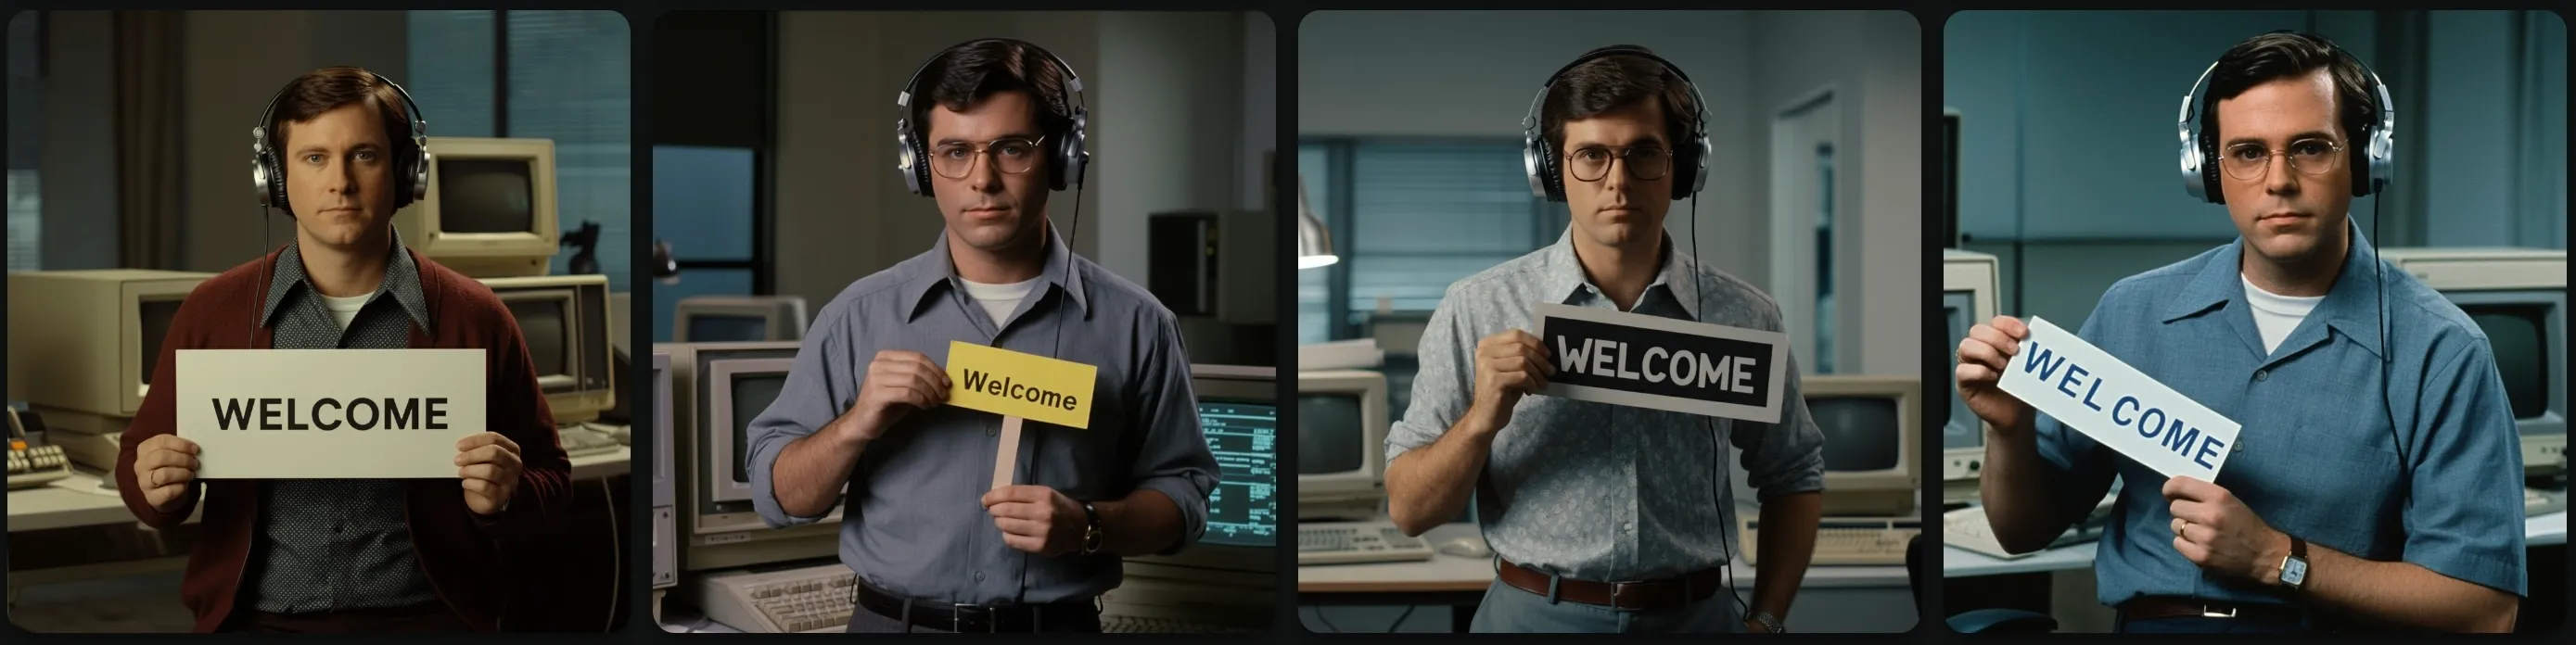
[1297,393,1365,475]
[1814,395,1901,472]
[138,297,181,385]
[505,297,571,379]
[729,373,789,485]
[438,158,536,234]
[2463,303,2549,422]
[688,314,772,343]
[1943,291,1978,449]
[1198,399,1278,548]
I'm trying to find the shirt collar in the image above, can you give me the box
[1538,228,1701,320]
[2161,217,2387,359]
[261,230,431,331]
[902,222,1090,322]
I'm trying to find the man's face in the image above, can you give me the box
[282,102,398,250]
[926,90,1052,256]
[1559,97,1676,252]
[2213,68,2354,267]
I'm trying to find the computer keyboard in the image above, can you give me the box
[1102,614,1261,633]
[1740,516,1918,565]
[8,441,70,489]
[694,563,856,633]
[1297,522,1437,565]
[1943,497,2115,560]
[2526,487,2566,516]
[560,424,626,458]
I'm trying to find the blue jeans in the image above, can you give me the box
[1467,579,1743,633]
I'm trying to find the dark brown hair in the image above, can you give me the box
[268,66,414,161]
[1541,45,1699,155]
[2203,32,2378,155]
[913,39,1075,145]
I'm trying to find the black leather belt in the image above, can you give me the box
[2118,596,2307,624]
[853,582,1097,633]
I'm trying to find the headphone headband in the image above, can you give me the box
[895,38,1090,196]
[1521,47,1712,202]
[2177,32,2395,204]
[251,69,431,211]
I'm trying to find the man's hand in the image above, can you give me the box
[2164,475,2289,585]
[1469,329,1552,429]
[981,485,1085,557]
[456,432,524,516]
[134,435,200,513]
[837,350,950,444]
[1954,315,2037,437]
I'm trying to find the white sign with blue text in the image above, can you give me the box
[1996,317,2239,480]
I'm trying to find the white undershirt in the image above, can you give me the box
[959,277,1041,328]
[2241,274,2325,354]
[320,292,373,331]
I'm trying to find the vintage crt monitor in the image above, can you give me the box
[1296,370,1388,521]
[397,136,559,278]
[663,341,842,571]
[7,270,213,469]
[1805,373,1923,517]
[1941,249,1999,503]
[2379,247,2567,475]
[480,275,616,425]
[1103,364,1278,627]
[651,350,679,590]
[674,296,811,343]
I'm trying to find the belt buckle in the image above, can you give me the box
[951,603,993,633]
[2200,604,2238,619]
[1609,582,1641,613]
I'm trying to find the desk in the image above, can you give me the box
[6,472,177,533]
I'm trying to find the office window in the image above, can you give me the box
[405,10,631,290]
[1298,139,1562,343]
[8,12,41,272]
[653,145,759,342]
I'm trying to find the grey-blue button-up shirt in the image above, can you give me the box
[747,226,1220,605]
[2033,221,2526,606]
[1388,230,1827,582]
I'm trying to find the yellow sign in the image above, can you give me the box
[944,341,1096,429]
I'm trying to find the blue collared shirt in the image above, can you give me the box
[2033,221,2526,606]
[1388,230,1827,581]
[746,226,1219,605]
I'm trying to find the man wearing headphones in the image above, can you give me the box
[746,39,1219,633]
[1955,32,2523,633]
[1382,45,1826,634]
[114,66,569,633]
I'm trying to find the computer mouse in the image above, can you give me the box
[1437,537,1492,559]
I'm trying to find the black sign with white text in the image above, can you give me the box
[1530,302,1790,424]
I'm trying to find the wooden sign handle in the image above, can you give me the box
[991,416,1025,491]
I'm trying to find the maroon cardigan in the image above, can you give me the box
[113,246,570,633]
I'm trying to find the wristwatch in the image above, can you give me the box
[1747,611,1785,634]
[1079,501,1104,555]
[2277,536,2309,590]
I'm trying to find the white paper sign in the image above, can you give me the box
[177,349,485,479]
[1996,317,2239,480]
[1529,302,1791,424]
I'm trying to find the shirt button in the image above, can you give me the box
[973,571,985,582]
[2254,370,2269,382]
[988,425,999,437]
[1621,522,1634,533]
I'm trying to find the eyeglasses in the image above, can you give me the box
[929,136,1048,180]
[2219,137,2345,182]
[1565,145,1672,183]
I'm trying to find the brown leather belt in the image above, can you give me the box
[1496,557,1728,612]
[854,582,1097,633]
[2118,596,2306,624]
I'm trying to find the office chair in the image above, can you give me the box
[1906,534,2057,635]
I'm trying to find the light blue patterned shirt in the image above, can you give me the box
[1387,230,1827,581]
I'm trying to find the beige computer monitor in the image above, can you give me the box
[1942,249,1999,502]
[399,136,559,278]
[661,341,842,572]
[2379,247,2567,475]
[481,274,615,425]
[673,296,810,343]
[7,270,213,419]
[1295,369,1388,521]
[1804,373,1922,517]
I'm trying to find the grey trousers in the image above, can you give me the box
[1467,579,1744,633]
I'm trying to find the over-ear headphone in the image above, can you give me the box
[251,69,431,213]
[895,39,1090,196]
[2176,32,2394,204]
[1521,47,1711,203]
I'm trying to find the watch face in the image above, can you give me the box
[2283,558,2308,586]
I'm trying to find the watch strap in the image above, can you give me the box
[1079,501,1103,554]
[1748,611,1785,633]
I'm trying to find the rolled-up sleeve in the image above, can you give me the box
[1388,292,1476,464]
[1125,312,1219,554]
[2401,335,2527,597]
[1733,348,1825,501]
[748,303,860,529]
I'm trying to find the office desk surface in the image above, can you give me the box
[1297,522,1909,594]
[1945,511,2568,578]
[9,447,630,534]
